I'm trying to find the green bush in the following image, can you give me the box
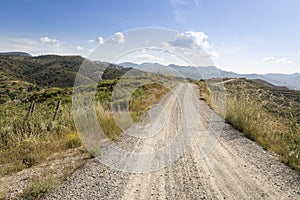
[66,132,82,148]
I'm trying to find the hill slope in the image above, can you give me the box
[0,55,131,88]
[0,52,32,57]
[0,55,137,104]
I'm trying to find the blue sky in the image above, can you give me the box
[0,0,300,74]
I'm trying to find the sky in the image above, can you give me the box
[0,0,300,74]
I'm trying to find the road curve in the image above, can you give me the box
[45,83,300,200]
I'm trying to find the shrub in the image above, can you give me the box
[22,153,39,168]
[23,176,59,199]
[66,132,82,148]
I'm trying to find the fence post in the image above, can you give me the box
[26,100,35,121]
[53,100,61,121]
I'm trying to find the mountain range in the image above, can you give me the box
[0,51,298,90]
[119,62,300,90]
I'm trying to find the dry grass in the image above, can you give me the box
[129,83,169,122]
[0,96,81,177]
[195,79,300,174]
[95,83,169,139]
[0,78,171,177]
[0,146,89,199]
[22,175,60,199]
[0,132,82,177]
[96,104,123,140]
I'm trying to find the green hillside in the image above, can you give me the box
[0,55,83,88]
[0,55,132,88]
[0,55,134,104]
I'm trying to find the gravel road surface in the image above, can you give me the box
[45,83,300,200]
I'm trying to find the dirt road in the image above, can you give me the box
[46,83,300,200]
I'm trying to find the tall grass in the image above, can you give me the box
[96,104,122,140]
[0,78,171,177]
[96,83,169,139]
[196,79,300,174]
[0,99,78,176]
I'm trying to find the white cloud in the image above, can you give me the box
[39,36,60,47]
[163,31,218,62]
[276,57,292,64]
[263,57,275,62]
[210,51,219,59]
[87,36,104,44]
[96,36,104,44]
[40,36,59,44]
[110,32,125,44]
[77,45,84,51]
[298,51,300,55]
[169,31,211,49]
[0,37,92,57]
[134,54,165,63]
[263,57,292,64]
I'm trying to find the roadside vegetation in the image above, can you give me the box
[0,76,171,172]
[22,175,60,199]
[194,78,300,174]
[0,55,173,198]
